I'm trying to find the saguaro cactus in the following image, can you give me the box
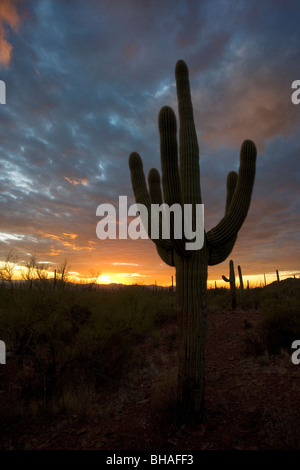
[128,60,257,419]
[222,259,237,310]
[238,265,244,291]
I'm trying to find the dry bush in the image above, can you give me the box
[244,296,300,355]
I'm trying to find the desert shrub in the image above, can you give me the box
[249,297,300,354]
[208,285,265,311]
[0,283,175,423]
[263,400,300,450]
[82,287,175,345]
[207,288,231,310]
[240,287,262,310]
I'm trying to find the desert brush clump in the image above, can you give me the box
[0,275,176,424]
[253,296,300,354]
[129,59,257,419]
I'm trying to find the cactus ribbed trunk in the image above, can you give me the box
[176,249,208,417]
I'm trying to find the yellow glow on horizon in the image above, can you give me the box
[209,271,300,289]
[1,261,299,288]
[96,272,146,285]
[97,274,112,284]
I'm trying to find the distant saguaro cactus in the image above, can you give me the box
[276,269,280,284]
[238,265,244,291]
[128,60,257,419]
[222,259,237,310]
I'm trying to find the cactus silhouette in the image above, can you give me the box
[222,259,237,310]
[238,265,244,291]
[129,60,257,419]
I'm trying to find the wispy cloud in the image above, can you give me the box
[38,231,96,253]
[113,262,139,266]
[64,176,88,186]
[0,0,299,283]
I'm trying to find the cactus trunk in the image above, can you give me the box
[238,265,244,291]
[176,249,208,417]
[222,259,237,310]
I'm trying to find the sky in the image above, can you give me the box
[0,0,300,287]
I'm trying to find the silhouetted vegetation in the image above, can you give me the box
[0,275,299,449]
[0,278,175,423]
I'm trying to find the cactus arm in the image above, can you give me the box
[225,171,238,212]
[207,139,256,248]
[158,107,182,206]
[158,105,189,257]
[148,168,175,266]
[129,152,151,207]
[155,245,175,266]
[148,168,163,205]
[208,235,237,265]
[129,152,172,251]
[208,171,238,265]
[175,60,202,207]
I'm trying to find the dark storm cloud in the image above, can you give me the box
[0,0,299,280]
